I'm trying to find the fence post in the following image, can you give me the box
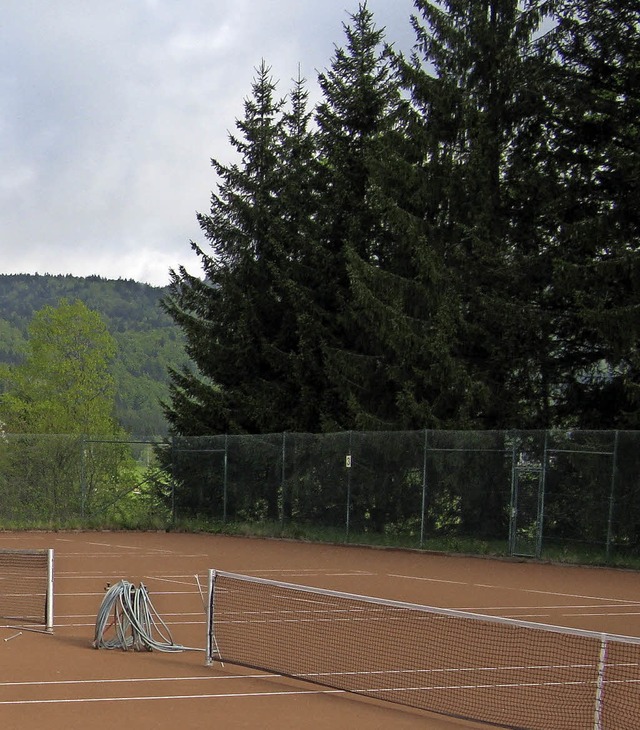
[605,430,619,562]
[420,429,428,549]
[508,434,518,556]
[80,435,86,519]
[170,436,176,526]
[280,431,286,527]
[537,430,549,559]
[345,431,352,542]
[223,434,228,524]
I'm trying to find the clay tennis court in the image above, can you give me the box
[1,531,640,729]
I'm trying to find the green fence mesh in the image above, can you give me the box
[1,430,639,563]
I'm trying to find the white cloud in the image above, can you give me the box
[0,0,415,287]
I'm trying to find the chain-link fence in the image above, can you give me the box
[1,430,639,563]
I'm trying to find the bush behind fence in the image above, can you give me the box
[1,430,639,563]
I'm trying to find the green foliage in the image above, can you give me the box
[0,300,154,523]
[0,274,185,435]
[1,299,119,434]
[314,4,474,430]
[540,0,640,426]
[403,0,557,428]
[163,60,323,437]
[149,1,640,446]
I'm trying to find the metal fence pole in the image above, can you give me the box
[606,430,620,561]
[280,432,286,527]
[170,437,176,526]
[345,431,352,542]
[223,434,228,524]
[80,435,86,519]
[508,435,518,556]
[537,431,549,559]
[420,429,428,549]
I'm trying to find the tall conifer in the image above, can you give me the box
[310,4,474,430]
[402,0,555,427]
[544,0,640,426]
[162,62,289,434]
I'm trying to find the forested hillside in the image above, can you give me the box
[0,273,185,436]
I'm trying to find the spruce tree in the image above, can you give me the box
[313,2,404,430]
[402,0,555,427]
[274,70,328,431]
[309,3,474,430]
[544,0,640,426]
[163,61,290,435]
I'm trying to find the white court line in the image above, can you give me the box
[0,689,344,706]
[3,676,640,707]
[465,604,640,611]
[57,552,209,558]
[327,571,374,576]
[57,611,204,619]
[56,572,207,578]
[56,590,199,597]
[145,576,201,588]
[233,569,374,577]
[0,673,280,688]
[563,611,640,618]
[389,573,640,606]
[87,542,173,555]
[390,576,467,586]
[54,620,205,629]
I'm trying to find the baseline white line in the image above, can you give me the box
[0,674,279,688]
[0,689,344,706]
[5,677,640,707]
[467,604,640,611]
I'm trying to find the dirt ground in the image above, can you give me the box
[1,531,639,730]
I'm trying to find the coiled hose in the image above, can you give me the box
[93,579,202,653]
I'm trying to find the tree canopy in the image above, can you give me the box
[0,274,185,436]
[0,299,121,435]
[163,0,640,436]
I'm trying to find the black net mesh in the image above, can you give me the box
[208,571,640,730]
[0,548,52,628]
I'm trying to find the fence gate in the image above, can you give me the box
[509,462,545,558]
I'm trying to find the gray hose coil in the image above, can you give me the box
[93,579,202,653]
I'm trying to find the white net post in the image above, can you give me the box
[593,634,608,730]
[205,569,216,666]
[46,548,54,632]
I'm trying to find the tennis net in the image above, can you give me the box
[0,548,54,631]
[206,570,640,730]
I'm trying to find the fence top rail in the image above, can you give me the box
[426,447,510,454]
[210,570,640,647]
[547,448,615,457]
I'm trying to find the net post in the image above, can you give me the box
[46,548,54,632]
[593,633,608,730]
[205,569,216,666]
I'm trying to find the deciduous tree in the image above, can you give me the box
[0,298,120,435]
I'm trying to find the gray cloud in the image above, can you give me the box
[1,0,415,286]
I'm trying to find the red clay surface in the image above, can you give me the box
[1,531,639,730]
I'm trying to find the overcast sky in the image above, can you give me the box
[1,1,417,287]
